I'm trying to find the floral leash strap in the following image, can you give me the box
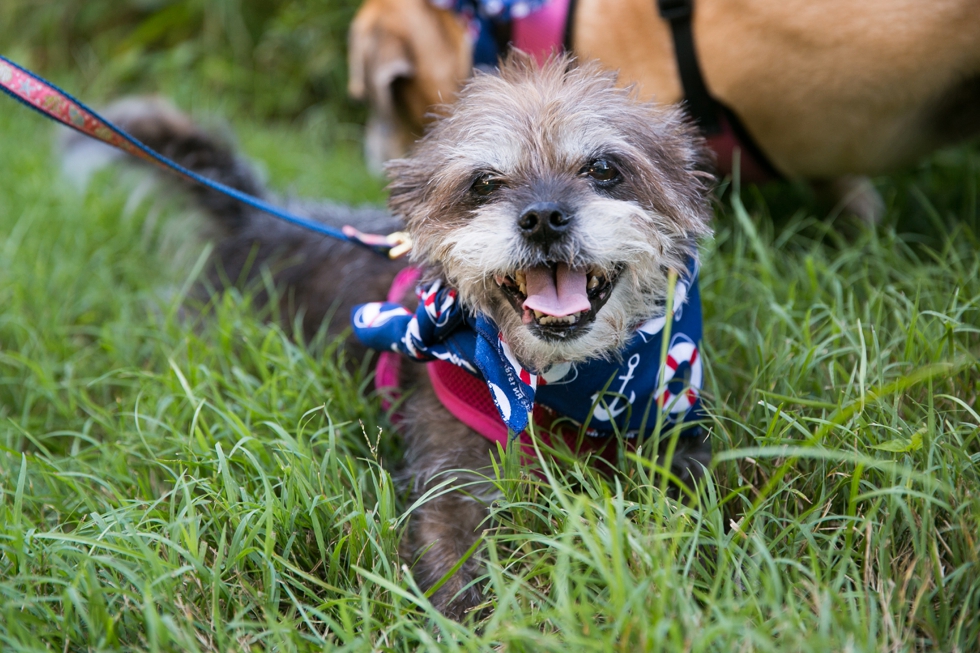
[0,54,411,259]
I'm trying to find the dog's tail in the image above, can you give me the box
[60,96,406,344]
[59,96,268,232]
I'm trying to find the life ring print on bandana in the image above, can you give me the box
[657,334,703,414]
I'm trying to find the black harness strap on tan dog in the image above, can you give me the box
[563,0,579,51]
[655,0,781,180]
[656,0,721,134]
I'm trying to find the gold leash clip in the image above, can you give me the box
[386,231,414,259]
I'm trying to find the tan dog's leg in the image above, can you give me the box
[813,175,885,227]
[399,382,499,620]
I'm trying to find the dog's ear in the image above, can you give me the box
[384,154,432,225]
[348,7,415,105]
[349,0,471,174]
[628,104,715,236]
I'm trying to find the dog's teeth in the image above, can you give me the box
[515,270,526,286]
[536,313,582,326]
[533,310,544,319]
[519,281,526,295]
[588,276,599,290]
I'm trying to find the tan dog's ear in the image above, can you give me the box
[349,5,415,104]
[349,0,471,174]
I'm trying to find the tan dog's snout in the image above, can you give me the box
[348,22,418,172]
[348,0,472,174]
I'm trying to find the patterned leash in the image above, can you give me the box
[0,55,413,260]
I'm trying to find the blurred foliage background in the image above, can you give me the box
[0,0,365,138]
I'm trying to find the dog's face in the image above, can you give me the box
[387,55,713,371]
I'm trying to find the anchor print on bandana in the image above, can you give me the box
[591,353,641,422]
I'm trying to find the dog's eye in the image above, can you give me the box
[471,174,503,197]
[585,159,620,184]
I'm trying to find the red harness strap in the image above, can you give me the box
[427,359,620,468]
[376,268,619,468]
[704,112,778,185]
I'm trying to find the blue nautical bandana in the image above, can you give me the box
[352,259,706,439]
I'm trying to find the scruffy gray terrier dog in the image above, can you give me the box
[71,54,714,619]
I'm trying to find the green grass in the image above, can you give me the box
[0,0,366,126]
[1,89,979,651]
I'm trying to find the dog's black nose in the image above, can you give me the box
[517,202,571,244]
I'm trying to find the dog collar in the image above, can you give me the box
[352,259,706,439]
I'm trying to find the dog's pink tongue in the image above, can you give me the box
[522,263,590,317]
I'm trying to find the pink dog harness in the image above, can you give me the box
[375,267,622,467]
[511,0,571,63]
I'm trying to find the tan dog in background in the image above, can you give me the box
[349,0,980,221]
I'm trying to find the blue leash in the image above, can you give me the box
[0,54,412,259]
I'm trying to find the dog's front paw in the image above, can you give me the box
[426,570,486,621]
[659,428,713,500]
[406,493,490,620]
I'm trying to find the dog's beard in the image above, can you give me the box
[434,195,695,371]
